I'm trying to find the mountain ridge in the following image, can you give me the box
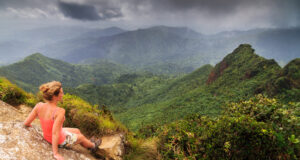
[0,53,131,92]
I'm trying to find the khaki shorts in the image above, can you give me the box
[59,130,78,148]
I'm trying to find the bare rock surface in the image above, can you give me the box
[0,101,96,160]
[97,134,125,160]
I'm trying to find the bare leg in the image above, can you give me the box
[63,128,81,134]
[63,128,95,149]
[76,134,95,148]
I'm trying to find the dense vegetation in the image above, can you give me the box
[260,58,300,102]
[113,44,298,131]
[158,95,299,159]
[58,94,128,137]
[0,77,37,106]
[65,72,175,111]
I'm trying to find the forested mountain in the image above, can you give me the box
[0,53,130,92]
[113,44,284,130]
[0,44,299,131]
[64,44,300,130]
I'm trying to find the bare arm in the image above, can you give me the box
[23,103,40,127]
[52,108,65,159]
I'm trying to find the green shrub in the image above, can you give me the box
[0,77,37,106]
[58,93,128,137]
[137,124,159,139]
[24,92,39,107]
[158,95,299,159]
[124,135,159,160]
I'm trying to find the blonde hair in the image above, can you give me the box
[39,81,62,101]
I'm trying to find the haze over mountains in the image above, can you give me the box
[0,26,125,65]
[1,26,299,68]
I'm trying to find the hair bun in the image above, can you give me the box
[39,84,49,93]
[39,81,62,101]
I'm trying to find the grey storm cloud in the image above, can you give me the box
[1,0,299,19]
[145,0,243,13]
[131,0,300,27]
[140,0,300,17]
[58,1,101,20]
[0,0,53,9]
[0,0,299,30]
[57,1,122,21]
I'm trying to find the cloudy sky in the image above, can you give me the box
[0,0,300,34]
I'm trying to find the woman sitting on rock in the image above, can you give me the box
[24,81,101,160]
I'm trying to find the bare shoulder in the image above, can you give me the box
[33,102,44,111]
[54,107,65,121]
[34,102,44,108]
[57,107,65,115]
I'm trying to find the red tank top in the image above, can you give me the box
[37,103,66,144]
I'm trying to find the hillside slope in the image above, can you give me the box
[0,53,130,92]
[65,72,174,111]
[259,58,300,102]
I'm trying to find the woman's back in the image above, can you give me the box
[36,102,66,144]
[37,103,57,119]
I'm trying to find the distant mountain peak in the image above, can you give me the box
[29,52,44,56]
[206,44,280,85]
[223,44,257,63]
[232,44,254,54]
[138,25,202,37]
[24,53,47,60]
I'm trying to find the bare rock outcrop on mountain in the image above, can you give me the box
[96,134,125,160]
